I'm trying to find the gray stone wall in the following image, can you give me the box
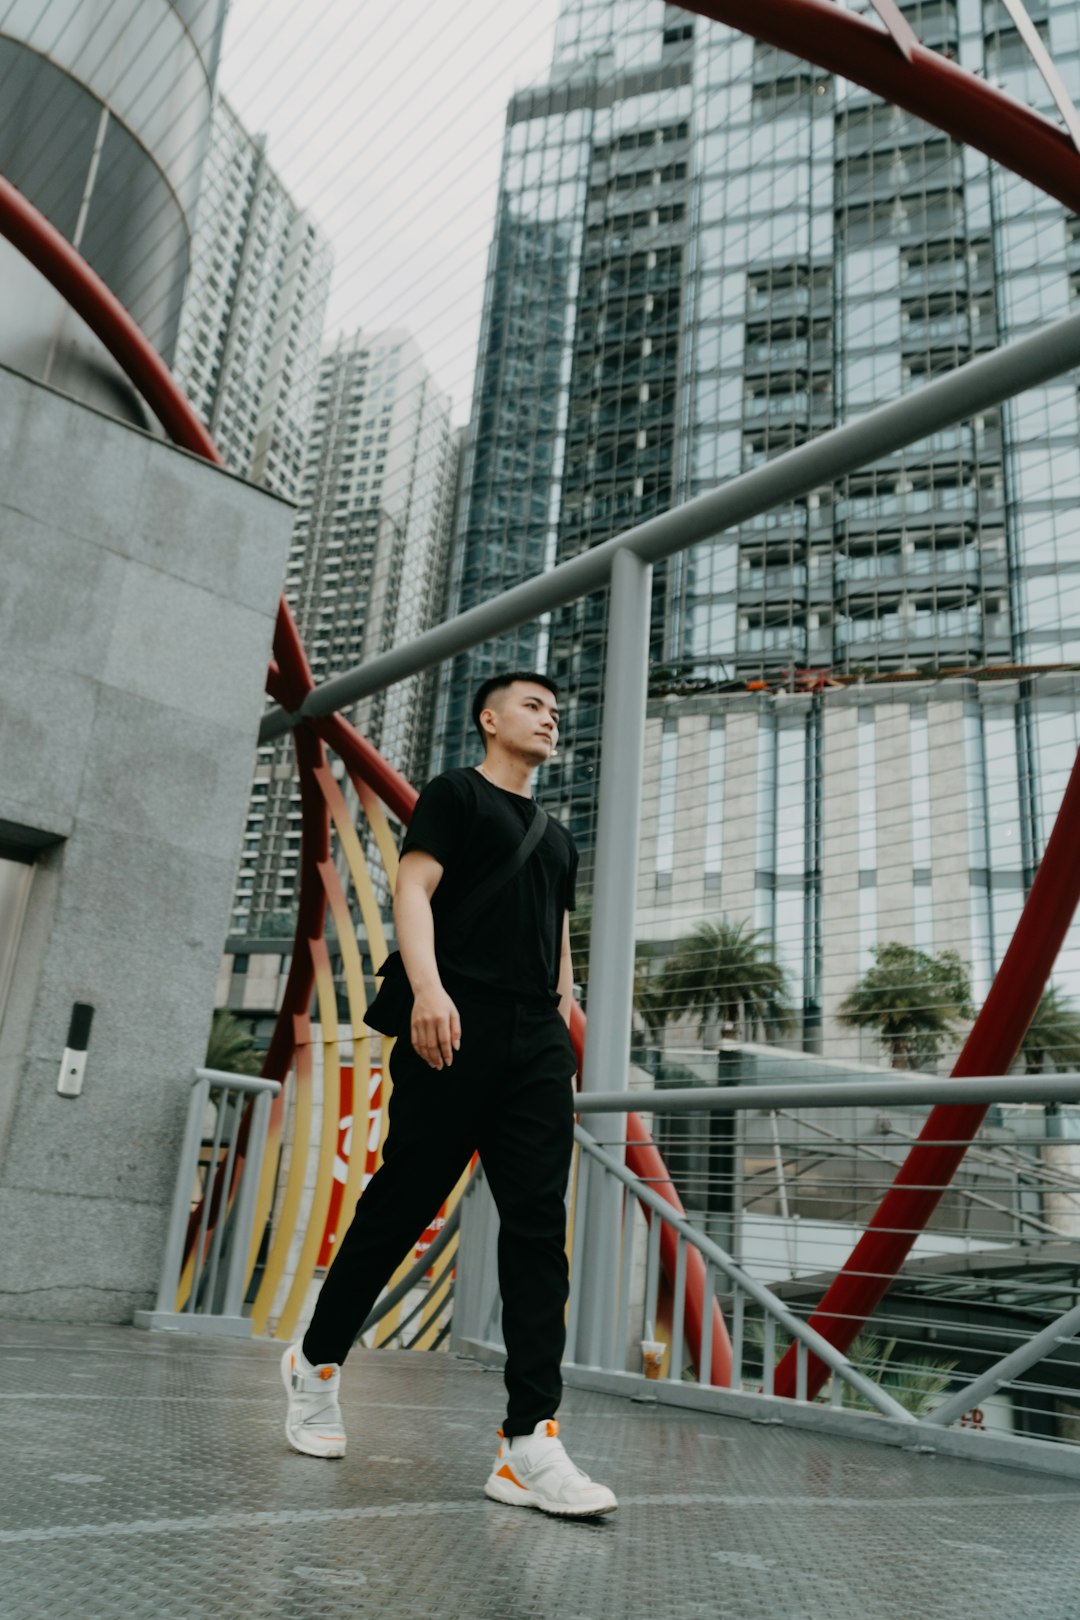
[0,366,292,1322]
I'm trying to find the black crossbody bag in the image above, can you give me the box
[363,803,550,1035]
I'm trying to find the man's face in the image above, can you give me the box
[483,681,560,763]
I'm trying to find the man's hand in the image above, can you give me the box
[410,985,462,1070]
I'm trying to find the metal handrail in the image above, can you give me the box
[360,1196,462,1337]
[136,1068,281,1338]
[578,1074,1080,1114]
[557,1077,1080,1449]
[573,1123,917,1424]
[259,309,1080,739]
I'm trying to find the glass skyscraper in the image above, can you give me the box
[439,0,1080,894]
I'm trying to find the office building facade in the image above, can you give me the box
[439,0,1080,887]
[637,671,1080,1058]
[231,330,459,938]
[173,96,333,502]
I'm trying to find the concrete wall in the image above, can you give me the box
[0,366,293,1322]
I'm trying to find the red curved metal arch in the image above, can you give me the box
[680,0,1080,215]
[0,176,224,462]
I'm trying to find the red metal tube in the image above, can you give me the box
[0,175,224,462]
[310,709,418,825]
[259,607,331,1087]
[679,0,1080,215]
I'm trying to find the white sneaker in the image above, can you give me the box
[483,1420,617,1518]
[280,1342,346,1458]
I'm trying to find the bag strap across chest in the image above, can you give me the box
[446,803,549,936]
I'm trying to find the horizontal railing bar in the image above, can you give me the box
[195,1067,282,1097]
[576,1075,1080,1113]
[574,1124,916,1423]
[375,1247,457,1349]
[923,1298,1080,1429]
[260,309,1080,741]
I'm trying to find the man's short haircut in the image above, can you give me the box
[472,671,560,743]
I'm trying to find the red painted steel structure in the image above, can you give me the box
[679,0,1080,214]
[6,0,1080,1396]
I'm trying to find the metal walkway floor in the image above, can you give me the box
[4,1322,1080,1620]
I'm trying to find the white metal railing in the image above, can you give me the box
[135,1068,280,1337]
[452,1074,1080,1479]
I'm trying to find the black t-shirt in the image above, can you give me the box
[399,767,578,1002]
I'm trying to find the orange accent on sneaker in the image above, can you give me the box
[496,1464,525,1489]
[319,1366,335,1381]
[545,1420,559,1438]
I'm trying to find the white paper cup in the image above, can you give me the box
[641,1339,665,1379]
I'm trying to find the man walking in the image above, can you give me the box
[281,672,618,1518]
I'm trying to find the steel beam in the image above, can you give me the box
[259,309,1080,741]
[575,1125,916,1423]
[572,549,653,1367]
[922,1297,1080,1430]
[569,1074,1080,1114]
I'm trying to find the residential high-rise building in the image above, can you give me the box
[439,1,1080,889]
[174,96,333,501]
[231,330,459,938]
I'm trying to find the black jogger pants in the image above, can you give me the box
[302,991,577,1436]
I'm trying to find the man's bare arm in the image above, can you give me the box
[394,850,461,1070]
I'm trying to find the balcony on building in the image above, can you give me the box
[746,262,832,322]
[835,537,1000,594]
[836,482,982,538]
[835,157,965,211]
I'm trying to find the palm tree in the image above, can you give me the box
[655,919,794,1045]
[205,1008,262,1076]
[1018,986,1080,1074]
[836,942,973,1070]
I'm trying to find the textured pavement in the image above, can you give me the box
[3,1321,1080,1619]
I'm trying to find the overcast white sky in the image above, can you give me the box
[218,0,564,421]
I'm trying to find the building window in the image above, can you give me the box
[0,835,46,1038]
[704,717,725,887]
[856,710,876,971]
[656,721,679,886]
[909,707,934,951]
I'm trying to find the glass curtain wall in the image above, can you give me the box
[440,0,1080,975]
[437,98,592,765]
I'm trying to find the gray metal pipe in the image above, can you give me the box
[196,1068,283,1097]
[575,1124,917,1423]
[923,1297,1080,1429]
[576,1074,1080,1114]
[260,310,1080,741]
[574,548,653,1366]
